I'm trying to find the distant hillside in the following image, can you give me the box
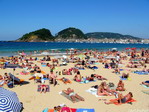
[85,32,141,40]
[56,27,87,39]
[16,28,54,42]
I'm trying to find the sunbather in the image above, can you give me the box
[97,82,111,96]
[141,81,149,87]
[59,77,71,84]
[91,74,107,80]
[62,88,84,103]
[105,92,133,104]
[73,71,82,82]
[116,80,125,91]
[121,73,129,79]
[39,82,47,93]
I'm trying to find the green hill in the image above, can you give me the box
[85,32,140,40]
[56,27,87,39]
[16,28,54,42]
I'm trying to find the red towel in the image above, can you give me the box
[110,98,136,105]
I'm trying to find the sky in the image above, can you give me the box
[0,0,149,40]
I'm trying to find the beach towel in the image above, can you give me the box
[109,98,136,105]
[120,69,124,71]
[59,92,81,102]
[141,84,149,88]
[86,88,102,97]
[80,80,96,84]
[142,90,149,95]
[133,71,149,75]
[76,108,95,112]
[42,108,50,112]
[37,85,50,92]
[20,72,29,75]
[41,65,47,67]
[70,108,77,112]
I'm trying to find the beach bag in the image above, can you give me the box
[7,81,13,88]
[108,82,115,88]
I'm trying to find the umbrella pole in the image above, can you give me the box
[13,68,15,87]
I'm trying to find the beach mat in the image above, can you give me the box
[141,84,149,88]
[59,92,81,102]
[133,71,149,75]
[80,80,96,84]
[86,88,102,97]
[41,65,47,67]
[142,90,149,95]
[76,108,95,112]
[110,98,136,105]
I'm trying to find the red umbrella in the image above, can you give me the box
[125,48,130,50]
[131,48,136,50]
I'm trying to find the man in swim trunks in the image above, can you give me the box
[62,88,84,103]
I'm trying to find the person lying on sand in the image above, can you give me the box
[116,80,125,91]
[141,81,149,87]
[121,73,129,79]
[105,92,133,104]
[58,77,71,84]
[62,88,84,103]
[91,74,107,80]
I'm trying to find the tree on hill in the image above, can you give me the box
[17,28,54,42]
[56,27,87,39]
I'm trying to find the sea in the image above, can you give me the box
[0,42,148,56]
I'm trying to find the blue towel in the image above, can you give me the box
[76,109,95,112]
[119,76,127,80]
[134,71,149,75]
[42,65,47,67]
[42,108,49,112]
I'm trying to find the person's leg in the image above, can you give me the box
[43,86,46,93]
[40,87,43,93]
[75,94,84,101]
[70,96,76,103]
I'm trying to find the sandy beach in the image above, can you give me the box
[0,50,149,112]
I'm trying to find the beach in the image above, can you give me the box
[0,49,149,112]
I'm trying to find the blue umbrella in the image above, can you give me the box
[0,87,22,112]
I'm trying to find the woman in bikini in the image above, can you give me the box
[105,92,133,104]
[116,80,125,91]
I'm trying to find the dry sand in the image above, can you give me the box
[1,56,149,112]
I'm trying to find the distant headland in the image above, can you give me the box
[14,27,149,44]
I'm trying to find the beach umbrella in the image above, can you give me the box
[54,55,62,59]
[89,58,98,62]
[105,56,116,59]
[21,52,26,56]
[41,52,50,55]
[131,48,136,50]
[125,48,130,50]
[0,87,22,112]
[62,55,67,59]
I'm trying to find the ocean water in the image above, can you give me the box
[0,42,148,56]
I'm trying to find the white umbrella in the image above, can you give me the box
[62,55,67,59]
[89,58,98,62]
[41,52,50,55]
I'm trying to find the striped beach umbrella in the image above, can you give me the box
[0,87,22,112]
